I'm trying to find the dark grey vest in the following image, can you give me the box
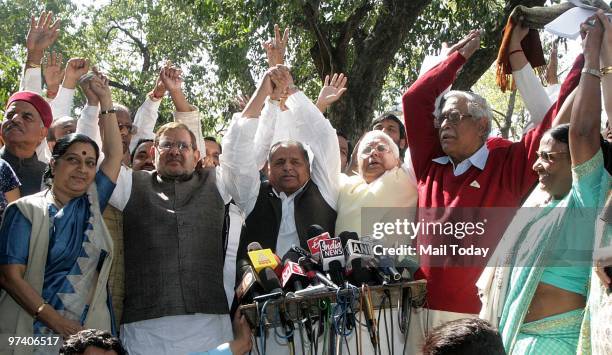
[122,168,228,324]
[0,147,45,196]
[236,180,337,266]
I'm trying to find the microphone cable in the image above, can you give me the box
[258,299,272,355]
[399,287,412,355]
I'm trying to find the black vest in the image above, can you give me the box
[122,168,228,324]
[235,180,337,267]
[0,147,45,196]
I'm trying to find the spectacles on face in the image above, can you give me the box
[118,123,138,134]
[535,150,569,162]
[156,140,194,152]
[434,110,473,128]
[360,143,390,159]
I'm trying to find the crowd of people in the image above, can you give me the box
[0,8,610,355]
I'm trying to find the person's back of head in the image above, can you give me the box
[422,318,505,355]
[59,329,127,355]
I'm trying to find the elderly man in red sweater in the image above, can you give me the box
[401,30,583,352]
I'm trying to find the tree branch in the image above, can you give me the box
[109,80,141,96]
[106,23,151,73]
[336,0,374,68]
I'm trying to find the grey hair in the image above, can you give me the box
[357,130,400,174]
[436,90,493,137]
[268,139,310,165]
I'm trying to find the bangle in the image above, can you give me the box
[34,301,47,319]
[26,61,41,68]
[99,109,117,117]
[600,66,612,76]
[581,68,602,79]
[509,49,523,56]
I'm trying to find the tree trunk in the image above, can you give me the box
[304,0,432,141]
[501,88,517,138]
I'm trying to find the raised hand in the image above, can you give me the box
[268,65,294,100]
[63,58,90,89]
[151,65,168,99]
[42,51,64,98]
[316,73,348,112]
[595,10,612,67]
[457,30,481,60]
[263,24,290,68]
[89,69,113,108]
[26,11,61,66]
[160,66,183,94]
[580,14,604,66]
[447,30,480,56]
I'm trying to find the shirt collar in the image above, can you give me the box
[272,179,309,200]
[432,144,489,176]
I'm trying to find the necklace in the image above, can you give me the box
[50,189,65,209]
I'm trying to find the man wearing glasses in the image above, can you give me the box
[401,29,584,352]
[77,66,251,354]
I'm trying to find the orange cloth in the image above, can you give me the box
[496,17,546,92]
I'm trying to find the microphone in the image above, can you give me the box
[339,231,375,285]
[306,225,331,261]
[235,259,263,303]
[247,242,284,299]
[280,251,309,292]
[247,245,280,274]
[319,237,346,286]
[377,256,402,282]
[298,256,339,290]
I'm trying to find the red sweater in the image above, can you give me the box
[402,51,583,314]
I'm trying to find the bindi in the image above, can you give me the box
[82,151,87,156]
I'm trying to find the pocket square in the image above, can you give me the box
[470,180,480,189]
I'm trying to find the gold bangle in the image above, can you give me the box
[34,301,47,319]
[600,66,612,76]
[26,61,42,68]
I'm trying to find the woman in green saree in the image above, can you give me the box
[497,15,611,355]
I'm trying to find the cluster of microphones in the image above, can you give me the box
[235,225,407,305]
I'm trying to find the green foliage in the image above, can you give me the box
[0,0,542,139]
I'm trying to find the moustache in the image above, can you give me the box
[2,122,24,133]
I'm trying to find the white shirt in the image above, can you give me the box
[221,91,341,253]
[120,313,232,355]
[77,105,238,353]
[513,63,557,135]
[432,143,489,176]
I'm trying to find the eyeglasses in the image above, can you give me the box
[536,150,569,162]
[156,140,194,152]
[118,123,138,134]
[360,143,391,159]
[434,110,473,128]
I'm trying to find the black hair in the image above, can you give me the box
[131,138,154,161]
[422,318,505,355]
[59,329,127,355]
[371,113,406,140]
[43,133,100,183]
[204,136,222,153]
[336,130,352,164]
[545,123,569,145]
[268,140,310,166]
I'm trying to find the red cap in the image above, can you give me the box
[6,91,53,128]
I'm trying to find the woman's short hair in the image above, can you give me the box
[44,133,100,182]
